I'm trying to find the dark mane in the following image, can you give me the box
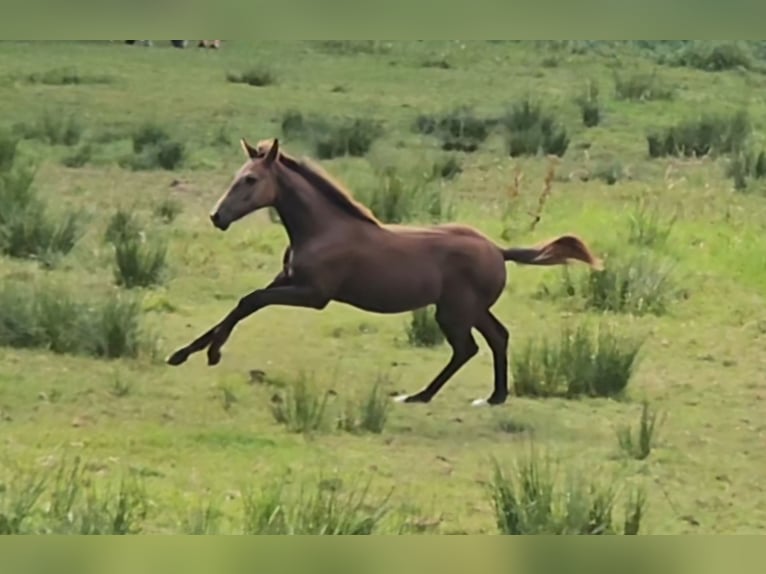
[275,151,380,226]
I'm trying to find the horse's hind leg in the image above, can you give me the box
[472,309,510,407]
[396,303,478,404]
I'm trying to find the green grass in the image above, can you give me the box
[1,40,765,534]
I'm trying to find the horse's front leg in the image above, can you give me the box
[167,266,291,366]
[205,285,329,366]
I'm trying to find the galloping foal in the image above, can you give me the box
[168,138,602,406]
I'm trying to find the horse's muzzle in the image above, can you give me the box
[210,212,229,231]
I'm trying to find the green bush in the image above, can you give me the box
[614,71,674,101]
[575,80,601,128]
[413,106,495,153]
[24,67,112,86]
[361,167,453,224]
[338,376,390,434]
[511,322,643,399]
[501,99,569,157]
[314,118,384,159]
[122,123,186,171]
[664,42,755,72]
[61,143,93,168]
[112,235,168,289]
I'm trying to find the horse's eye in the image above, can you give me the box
[244,175,257,185]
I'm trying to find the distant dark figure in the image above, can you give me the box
[171,40,188,49]
[198,40,221,49]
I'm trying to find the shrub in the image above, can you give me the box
[338,376,390,434]
[122,123,185,171]
[726,148,766,192]
[313,118,384,159]
[413,106,495,153]
[14,110,83,146]
[646,110,750,158]
[575,80,601,127]
[242,477,392,534]
[429,156,462,180]
[489,451,647,535]
[406,306,445,347]
[539,250,679,316]
[501,99,569,157]
[112,234,168,289]
[0,154,84,262]
[591,160,624,185]
[614,71,674,101]
[617,400,663,460]
[0,281,147,359]
[226,66,277,87]
[280,109,306,139]
[511,322,643,399]
[269,372,331,434]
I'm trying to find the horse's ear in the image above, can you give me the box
[264,138,280,166]
[240,138,259,159]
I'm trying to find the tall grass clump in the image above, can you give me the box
[361,166,453,224]
[511,322,643,399]
[614,71,674,101]
[0,281,147,359]
[413,106,496,152]
[539,250,679,316]
[13,109,83,146]
[122,122,186,170]
[242,477,393,534]
[575,80,601,127]
[617,400,663,460]
[646,110,750,158]
[406,306,445,347]
[627,197,677,248]
[501,98,569,157]
[338,376,390,434]
[313,118,384,159]
[269,372,331,434]
[0,134,84,262]
[24,67,112,86]
[105,209,168,289]
[153,197,182,223]
[489,451,647,534]
[226,66,277,87]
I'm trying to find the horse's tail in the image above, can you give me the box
[501,234,603,270]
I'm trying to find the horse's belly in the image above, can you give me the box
[334,264,441,314]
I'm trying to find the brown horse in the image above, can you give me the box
[167,138,602,406]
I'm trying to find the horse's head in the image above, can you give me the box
[209,137,280,231]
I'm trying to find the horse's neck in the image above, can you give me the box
[273,168,354,248]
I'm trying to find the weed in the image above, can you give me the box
[61,143,93,168]
[338,376,390,434]
[181,497,222,534]
[539,250,679,316]
[489,450,646,534]
[511,322,643,399]
[14,109,83,146]
[726,148,766,193]
[112,234,168,289]
[617,400,662,460]
[362,166,453,224]
[242,476,392,534]
[414,106,494,153]
[110,375,132,398]
[269,372,331,434]
[406,306,445,347]
[313,118,384,159]
[501,98,569,157]
[429,155,462,180]
[104,208,142,245]
[576,79,601,128]
[122,122,185,171]
[647,110,751,158]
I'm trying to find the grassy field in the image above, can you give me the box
[1,40,766,534]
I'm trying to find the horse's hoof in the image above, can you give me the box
[207,348,222,366]
[393,394,410,403]
[167,349,188,366]
[471,398,489,407]
[472,396,507,407]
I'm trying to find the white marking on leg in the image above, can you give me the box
[393,394,410,403]
[471,398,489,407]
